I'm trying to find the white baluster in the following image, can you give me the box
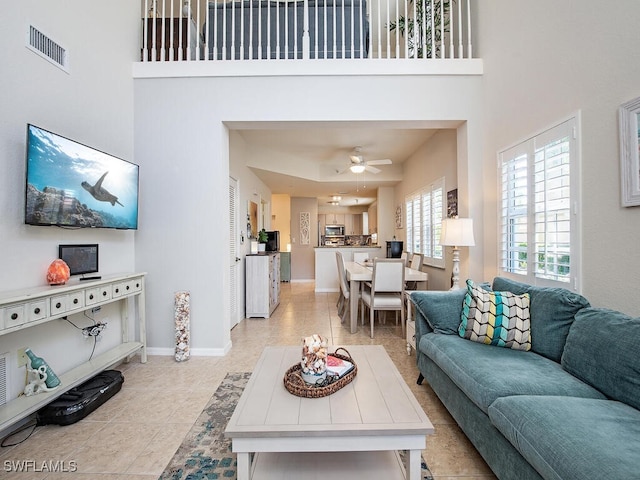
[429,0,436,58]
[161,0,166,61]
[303,0,310,59]
[377,0,380,58]
[440,0,444,58]
[322,0,327,58]
[258,0,263,59]
[249,0,254,59]
[457,0,462,58]
[467,0,472,58]
[143,0,150,61]
[448,0,453,58]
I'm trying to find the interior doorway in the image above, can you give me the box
[229,176,241,328]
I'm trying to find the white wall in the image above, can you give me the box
[291,197,318,280]
[133,74,484,351]
[395,129,458,290]
[271,194,291,250]
[476,0,640,315]
[0,1,138,404]
[229,130,273,324]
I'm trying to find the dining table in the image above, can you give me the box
[344,261,428,334]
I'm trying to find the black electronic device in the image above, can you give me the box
[266,230,280,252]
[58,244,99,277]
[25,124,140,229]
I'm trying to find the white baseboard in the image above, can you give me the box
[146,340,232,357]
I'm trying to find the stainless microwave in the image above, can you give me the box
[325,225,345,236]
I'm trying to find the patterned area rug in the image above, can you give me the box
[158,372,433,480]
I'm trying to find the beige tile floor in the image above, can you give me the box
[0,282,496,479]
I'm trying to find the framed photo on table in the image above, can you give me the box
[619,96,640,207]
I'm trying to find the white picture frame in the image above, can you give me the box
[619,96,640,207]
[299,212,310,245]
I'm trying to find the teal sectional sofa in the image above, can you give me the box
[410,277,640,480]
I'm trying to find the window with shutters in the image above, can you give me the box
[405,177,445,268]
[499,117,580,289]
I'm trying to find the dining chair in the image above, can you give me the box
[405,253,423,291]
[335,252,359,323]
[360,258,405,338]
[400,251,408,266]
[353,252,369,264]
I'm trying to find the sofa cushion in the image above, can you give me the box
[459,279,531,351]
[489,395,640,480]
[419,333,605,413]
[410,288,468,335]
[561,307,640,411]
[492,277,590,362]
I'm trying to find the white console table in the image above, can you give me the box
[0,273,147,432]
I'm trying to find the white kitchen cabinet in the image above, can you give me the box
[326,213,345,225]
[246,253,280,318]
[344,214,353,234]
[318,214,326,232]
[352,214,362,234]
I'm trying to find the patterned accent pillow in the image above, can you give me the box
[459,279,531,351]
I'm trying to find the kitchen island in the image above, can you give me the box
[314,246,382,292]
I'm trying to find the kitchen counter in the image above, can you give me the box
[314,246,383,292]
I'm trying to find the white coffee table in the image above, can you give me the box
[225,345,434,480]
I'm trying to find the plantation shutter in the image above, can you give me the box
[499,118,578,288]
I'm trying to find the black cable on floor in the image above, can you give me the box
[0,418,38,447]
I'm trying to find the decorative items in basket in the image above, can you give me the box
[284,343,357,398]
[300,334,328,384]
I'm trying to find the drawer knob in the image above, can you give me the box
[73,298,79,304]
[55,302,61,309]
[34,307,41,314]
[103,291,108,296]
[115,288,120,293]
[11,313,18,320]
[89,294,94,300]
[126,285,130,291]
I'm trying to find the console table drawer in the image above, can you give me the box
[3,305,25,329]
[50,295,68,315]
[28,300,48,322]
[85,288,100,305]
[112,282,126,298]
[50,292,85,315]
[98,286,112,302]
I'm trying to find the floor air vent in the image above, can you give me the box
[0,353,7,406]
[27,25,69,72]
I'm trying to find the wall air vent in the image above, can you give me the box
[0,353,7,406]
[27,25,69,73]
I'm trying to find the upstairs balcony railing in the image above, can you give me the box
[140,0,473,62]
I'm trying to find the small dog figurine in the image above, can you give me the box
[23,365,57,396]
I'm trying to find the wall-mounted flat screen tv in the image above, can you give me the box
[25,124,139,229]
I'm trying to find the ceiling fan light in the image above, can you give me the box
[350,164,366,174]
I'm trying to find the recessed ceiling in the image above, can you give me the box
[229,121,461,207]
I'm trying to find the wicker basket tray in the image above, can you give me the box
[283,347,357,398]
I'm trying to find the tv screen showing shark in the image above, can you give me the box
[24,124,139,230]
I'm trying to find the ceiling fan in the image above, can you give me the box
[338,146,392,174]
